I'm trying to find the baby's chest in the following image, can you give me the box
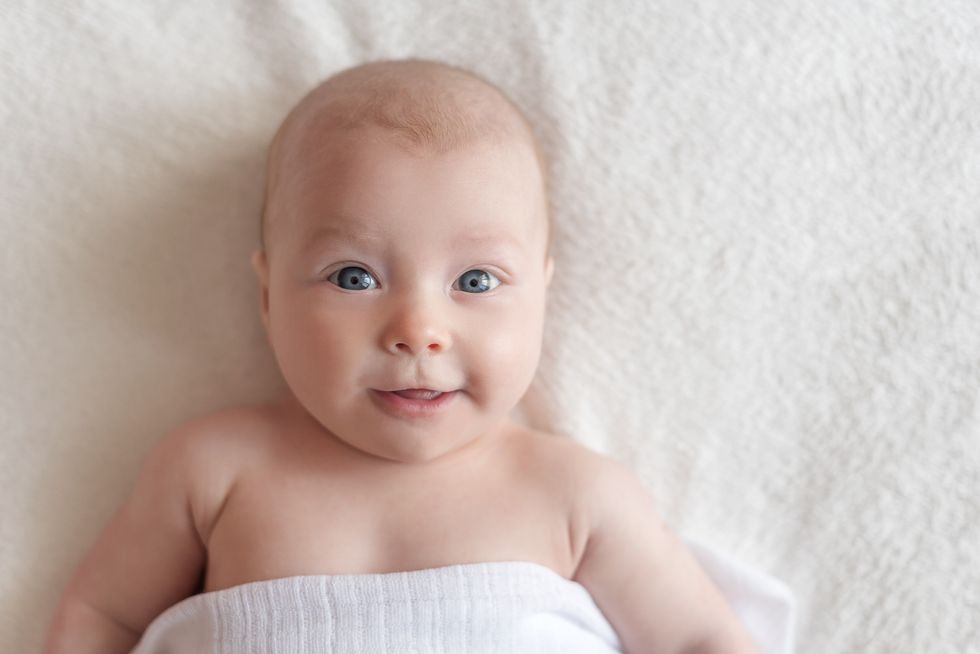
[203,469,575,591]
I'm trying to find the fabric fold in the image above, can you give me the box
[130,560,623,654]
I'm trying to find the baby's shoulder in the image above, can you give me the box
[514,428,642,517]
[513,428,649,574]
[516,427,635,492]
[153,402,282,543]
[159,402,280,469]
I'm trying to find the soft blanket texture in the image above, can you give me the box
[3,1,978,653]
[126,548,793,654]
[129,561,623,654]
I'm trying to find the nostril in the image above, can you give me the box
[389,341,445,354]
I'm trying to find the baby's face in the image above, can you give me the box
[252,129,553,466]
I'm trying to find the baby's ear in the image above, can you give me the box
[250,249,271,332]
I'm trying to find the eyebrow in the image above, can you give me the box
[301,223,526,253]
[302,225,382,250]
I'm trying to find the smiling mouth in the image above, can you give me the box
[370,388,459,418]
[391,388,445,400]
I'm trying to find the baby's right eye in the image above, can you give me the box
[327,266,378,291]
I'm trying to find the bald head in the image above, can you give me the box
[259,58,551,256]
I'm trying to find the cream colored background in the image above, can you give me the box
[2,1,978,652]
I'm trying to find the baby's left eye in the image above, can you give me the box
[454,269,500,294]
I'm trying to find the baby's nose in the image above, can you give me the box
[381,305,452,356]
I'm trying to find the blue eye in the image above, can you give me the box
[455,269,500,294]
[328,266,378,290]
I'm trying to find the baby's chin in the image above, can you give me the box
[327,411,513,469]
[333,432,478,467]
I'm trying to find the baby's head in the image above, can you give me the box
[251,59,555,466]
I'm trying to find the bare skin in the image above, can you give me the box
[44,77,759,653]
[200,396,592,592]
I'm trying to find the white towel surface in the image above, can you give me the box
[129,561,623,654]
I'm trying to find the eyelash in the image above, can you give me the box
[324,264,504,293]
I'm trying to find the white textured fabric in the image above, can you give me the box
[128,562,623,654]
[127,552,793,654]
[5,2,979,654]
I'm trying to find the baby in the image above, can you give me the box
[44,59,759,654]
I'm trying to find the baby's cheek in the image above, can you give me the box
[272,305,349,376]
[468,305,544,391]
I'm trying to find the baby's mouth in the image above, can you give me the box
[391,388,444,400]
[369,388,460,418]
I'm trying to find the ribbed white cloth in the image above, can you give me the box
[129,561,623,654]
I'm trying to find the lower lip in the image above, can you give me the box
[370,389,459,418]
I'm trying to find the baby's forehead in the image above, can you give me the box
[261,59,549,254]
[279,107,536,179]
[282,143,540,231]
[284,129,539,191]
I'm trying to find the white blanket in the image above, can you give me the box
[129,548,794,654]
[130,561,623,654]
